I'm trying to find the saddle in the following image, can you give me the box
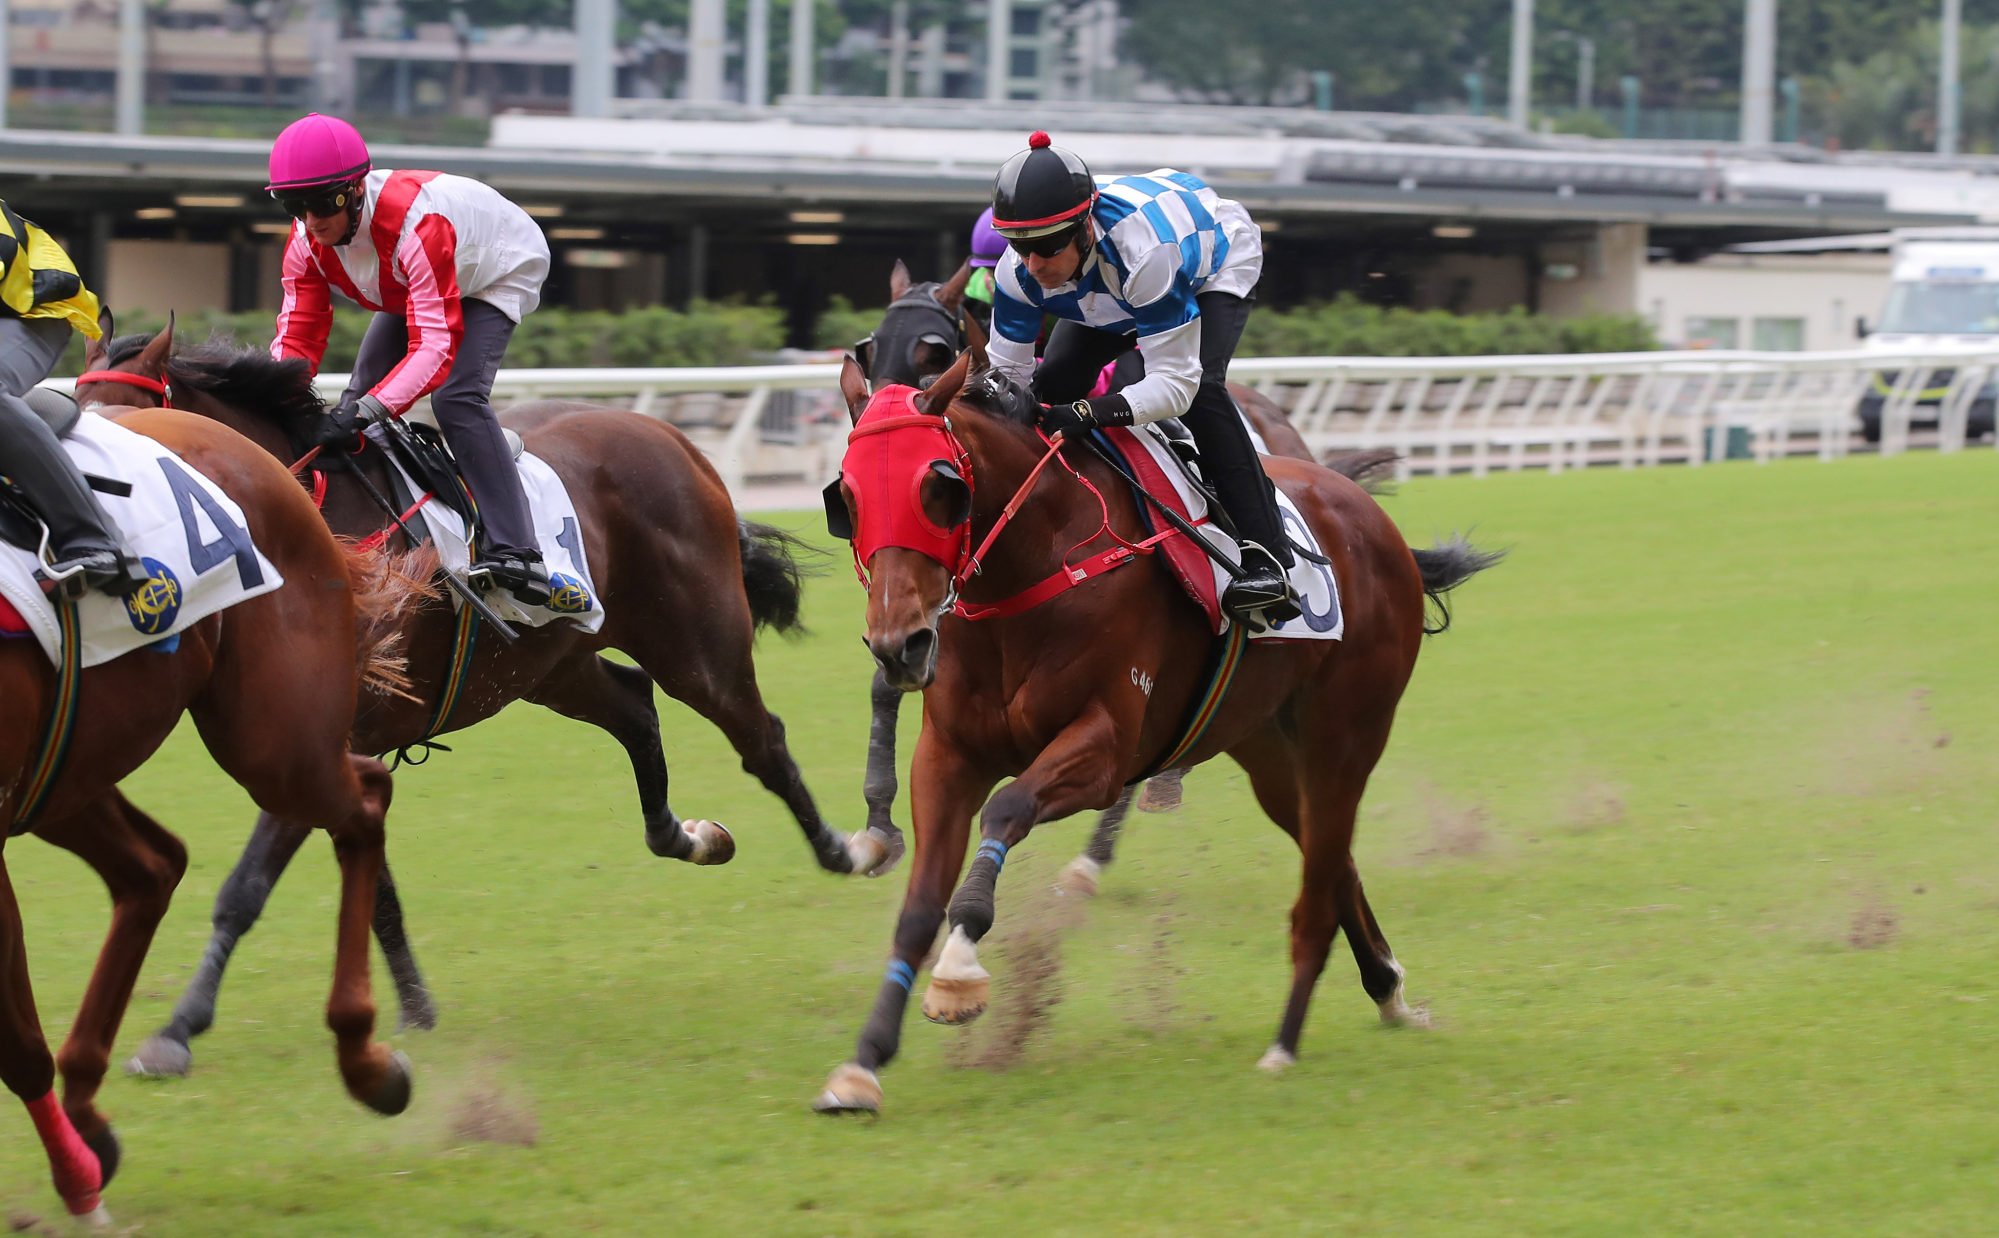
[366,409,523,549]
[0,389,132,557]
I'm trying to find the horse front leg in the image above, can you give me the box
[924,715,1125,1026]
[813,732,991,1116]
[126,811,311,1078]
[0,849,111,1224]
[1057,783,1136,898]
[38,792,186,1199]
[855,668,909,877]
[322,755,411,1116]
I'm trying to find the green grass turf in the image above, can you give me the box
[3,450,1996,1235]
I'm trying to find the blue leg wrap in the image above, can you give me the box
[884,959,916,992]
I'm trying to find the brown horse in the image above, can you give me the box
[812,344,1497,1114]
[1,405,413,1221]
[74,321,889,1081]
[854,261,1379,896]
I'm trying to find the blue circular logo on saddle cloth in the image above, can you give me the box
[544,572,594,614]
[123,557,183,635]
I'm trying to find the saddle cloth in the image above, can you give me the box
[381,446,606,634]
[1097,424,1343,642]
[0,412,284,667]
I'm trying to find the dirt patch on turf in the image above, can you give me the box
[944,879,1083,1073]
[1413,782,1495,861]
[7,1210,62,1237]
[1815,687,1955,799]
[1563,776,1628,833]
[1846,893,1901,951]
[448,1079,539,1148]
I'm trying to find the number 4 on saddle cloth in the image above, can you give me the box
[0,403,283,664]
[1093,423,1344,642]
[369,411,604,633]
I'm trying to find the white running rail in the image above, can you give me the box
[49,346,1999,488]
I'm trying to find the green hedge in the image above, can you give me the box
[53,294,1654,378]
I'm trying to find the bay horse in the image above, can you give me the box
[854,261,1387,895]
[812,343,1498,1114]
[2,404,414,1222]
[74,320,890,1081]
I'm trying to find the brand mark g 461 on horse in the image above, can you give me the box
[813,345,1498,1115]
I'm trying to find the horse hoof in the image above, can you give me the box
[71,1203,114,1229]
[361,1050,414,1117]
[124,1035,191,1079]
[921,975,990,1026]
[1056,856,1101,898]
[684,819,736,866]
[82,1125,120,1191]
[397,992,439,1034]
[810,1063,882,1116]
[1257,1045,1297,1074]
[845,827,903,878]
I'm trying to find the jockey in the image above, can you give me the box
[985,132,1299,624]
[0,201,148,597]
[964,206,1006,332]
[264,112,553,605]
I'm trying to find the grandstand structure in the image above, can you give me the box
[6,97,1999,346]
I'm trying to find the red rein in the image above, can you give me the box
[72,370,171,408]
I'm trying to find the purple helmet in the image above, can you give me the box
[969,207,1005,268]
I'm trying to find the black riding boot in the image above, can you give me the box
[1214,471,1301,626]
[0,395,147,598]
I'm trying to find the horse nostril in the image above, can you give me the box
[901,628,936,669]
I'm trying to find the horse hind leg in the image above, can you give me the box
[1057,784,1137,898]
[632,626,868,876]
[524,652,733,865]
[38,791,187,1197]
[126,811,310,1078]
[0,847,110,1223]
[373,863,438,1032]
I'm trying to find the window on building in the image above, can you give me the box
[1684,317,1740,349]
[1752,317,1806,351]
[1011,49,1038,78]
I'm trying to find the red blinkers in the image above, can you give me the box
[830,385,974,585]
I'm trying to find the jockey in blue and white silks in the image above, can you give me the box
[985,131,1298,623]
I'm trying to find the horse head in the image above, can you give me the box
[855,259,972,390]
[826,335,1056,692]
[76,309,177,411]
[79,322,324,465]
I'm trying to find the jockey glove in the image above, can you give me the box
[313,393,392,449]
[1038,394,1134,438]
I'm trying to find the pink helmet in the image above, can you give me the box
[265,113,371,193]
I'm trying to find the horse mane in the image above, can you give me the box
[106,332,326,433]
[960,366,1038,427]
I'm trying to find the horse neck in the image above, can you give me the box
[170,385,394,542]
[953,406,1137,604]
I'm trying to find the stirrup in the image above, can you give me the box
[1222,542,1300,625]
[38,547,148,601]
[467,554,551,607]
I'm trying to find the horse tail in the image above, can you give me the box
[1324,448,1400,496]
[343,541,439,701]
[1410,535,1503,635]
[738,519,819,636]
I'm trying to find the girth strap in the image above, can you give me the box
[388,591,477,769]
[9,601,84,835]
[1134,619,1249,784]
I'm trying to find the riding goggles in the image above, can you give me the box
[271,184,356,221]
[1005,224,1082,259]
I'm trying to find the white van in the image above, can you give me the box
[1857,227,1999,442]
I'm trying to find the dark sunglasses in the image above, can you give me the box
[272,185,354,221]
[1006,226,1080,259]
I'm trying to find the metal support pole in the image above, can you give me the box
[1508,0,1533,127]
[116,0,144,136]
[574,0,614,118]
[688,0,725,103]
[1740,0,1775,146]
[986,0,1013,103]
[0,0,11,131]
[887,0,908,99]
[788,0,813,99]
[746,0,769,108]
[1577,35,1594,111]
[1941,0,1962,155]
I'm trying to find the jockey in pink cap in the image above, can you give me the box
[265,112,553,604]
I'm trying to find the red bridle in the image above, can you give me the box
[835,384,1178,622]
[73,370,172,409]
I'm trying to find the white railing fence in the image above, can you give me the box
[49,347,1999,490]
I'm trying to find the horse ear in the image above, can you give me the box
[839,353,871,423]
[136,311,175,373]
[937,260,971,314]
[889,259,911,303]
[84,308,111,370]
[918,349,973,417]
[963,311,990,372]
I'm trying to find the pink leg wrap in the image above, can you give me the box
[23,1090,102,1215]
